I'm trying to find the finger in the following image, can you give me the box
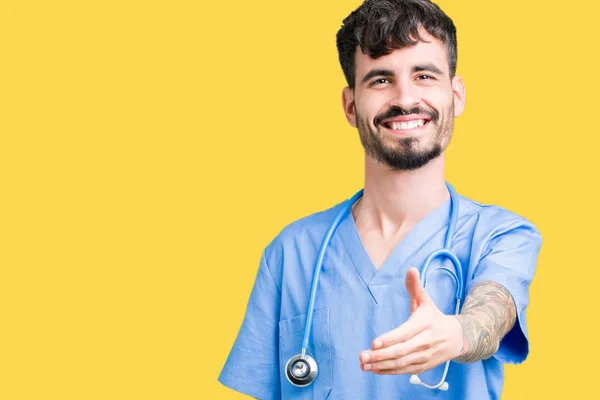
[367,345,436,373]
[363,330,432,366]
[405,267,431,309]
[372,345,444,375]
[371,360,431,375]
[371,313,429,350]
[373,357,445,375]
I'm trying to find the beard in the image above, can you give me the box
[356,102,454,171]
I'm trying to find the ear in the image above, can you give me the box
[451,75,466,117]
[342,86,357,128]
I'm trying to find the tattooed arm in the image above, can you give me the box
[453,281,517,363]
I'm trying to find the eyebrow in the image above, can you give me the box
[360,63,446,85]
[413,63,445,75]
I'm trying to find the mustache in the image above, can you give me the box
[374,106,439,127]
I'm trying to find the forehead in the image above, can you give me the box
[354,32,449,78]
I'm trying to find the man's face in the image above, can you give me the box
[342,31,465,171]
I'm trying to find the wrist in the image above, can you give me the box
[451,315,470,363]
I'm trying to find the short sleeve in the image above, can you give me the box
[466,218,542,364]
[218,251,281,399]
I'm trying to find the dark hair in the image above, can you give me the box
[336,0,457,89]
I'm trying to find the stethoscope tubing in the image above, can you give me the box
[301,189,364,356]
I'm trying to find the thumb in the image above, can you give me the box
[405,267,431,312]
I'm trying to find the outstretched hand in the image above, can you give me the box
[359,267,464,375]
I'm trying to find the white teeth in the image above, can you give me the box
[391,119,425,130]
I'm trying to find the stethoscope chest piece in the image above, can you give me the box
[285,354,318,387]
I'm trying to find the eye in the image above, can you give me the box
[371,78,390,86]
[417,74,434,80]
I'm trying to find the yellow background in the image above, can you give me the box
[1,0,597,398]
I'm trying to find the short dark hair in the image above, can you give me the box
[336,0,457,89]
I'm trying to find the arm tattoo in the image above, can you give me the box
[453,281,517,363]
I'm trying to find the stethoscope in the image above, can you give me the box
[285,182,465,391]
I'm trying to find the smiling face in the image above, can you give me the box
[342,30,466,171]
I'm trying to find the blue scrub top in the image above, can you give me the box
[218,193,542,400]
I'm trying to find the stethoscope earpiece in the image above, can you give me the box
[285,354,318,387]
[409,374,421,385]
[410,374,449,391]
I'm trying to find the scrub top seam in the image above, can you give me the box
[336,221,372,290]
[476,217,534,263]
[262,250,282,293]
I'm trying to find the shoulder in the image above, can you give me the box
[276,201,347,242]
[262,198,348,267]
[458,193,542,246]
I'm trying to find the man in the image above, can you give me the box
[218,0,542,398]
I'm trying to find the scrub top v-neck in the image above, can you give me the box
[337,196,452,304]
[218,193,542,400]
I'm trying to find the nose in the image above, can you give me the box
[388,79,419,111]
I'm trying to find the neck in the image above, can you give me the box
[352,153,449,239]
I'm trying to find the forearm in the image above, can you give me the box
[452,281,517,363]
